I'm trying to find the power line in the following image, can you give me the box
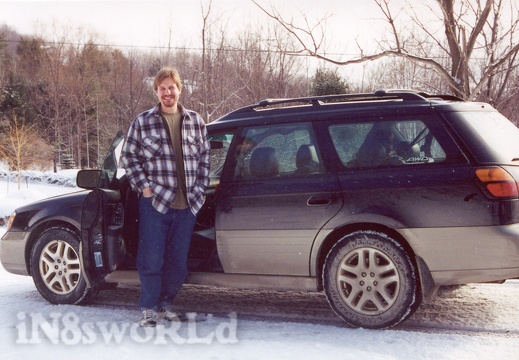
[4,38,477,62]
[1,38,386,60]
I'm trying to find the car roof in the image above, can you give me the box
[207,89,494,131]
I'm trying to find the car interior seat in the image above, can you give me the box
[356,126,395,167]
[294,144,321,175]
[249,147,279,178]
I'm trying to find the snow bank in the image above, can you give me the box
[0,169,79,223]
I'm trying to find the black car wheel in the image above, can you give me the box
[30,227,98,304]
[323,230,418,329]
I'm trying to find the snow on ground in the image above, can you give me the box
[0,170,518,359]
[1,263,518,360]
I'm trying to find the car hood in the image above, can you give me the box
[13,189,90,213]
[6,190,91,232]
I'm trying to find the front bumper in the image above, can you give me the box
[1,230,30,276]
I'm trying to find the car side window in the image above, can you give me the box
[329,120,447,168]
[209,132,234,185]
[233,123,323,180]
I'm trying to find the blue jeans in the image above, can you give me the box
[137,197,196,310]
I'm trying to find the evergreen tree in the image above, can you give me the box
[310,68,350,96]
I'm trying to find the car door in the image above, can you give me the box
[326,115,476,227]
[80,131,126,287]
[215,122,343,276]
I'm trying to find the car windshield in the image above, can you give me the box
[446,110,519,164]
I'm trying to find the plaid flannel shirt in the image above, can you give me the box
[121,104,210,215]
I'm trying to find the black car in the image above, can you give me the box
[3,89,519,329]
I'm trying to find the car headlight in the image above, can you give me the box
[6,211,16,231]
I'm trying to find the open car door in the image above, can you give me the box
[80,131,126,288]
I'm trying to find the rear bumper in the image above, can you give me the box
[400,224,519,286]
[0,231,30,276]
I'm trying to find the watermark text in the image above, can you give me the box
[15,311,238,345]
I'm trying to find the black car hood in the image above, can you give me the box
[6,190,90,232]
[14,189,90,213]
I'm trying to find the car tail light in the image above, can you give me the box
[475,167,519,198]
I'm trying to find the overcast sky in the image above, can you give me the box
[0,0,386,55]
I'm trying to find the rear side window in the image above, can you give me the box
[233,123,324,180]
[329,120,446,168]
[446,111,519,164]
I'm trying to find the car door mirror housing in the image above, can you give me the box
[77,169,103,189]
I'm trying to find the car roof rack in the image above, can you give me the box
[228,89,464,115]
[374,89,464,102]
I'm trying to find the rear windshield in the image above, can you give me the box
[446,110,519,164]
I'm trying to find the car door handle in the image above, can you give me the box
[307,195,332,206]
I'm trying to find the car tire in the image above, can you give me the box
[323,230,418,329]
[30,226,99,304]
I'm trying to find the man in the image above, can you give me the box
[121,67,210,327]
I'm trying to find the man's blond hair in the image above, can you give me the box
[153,67,182,92]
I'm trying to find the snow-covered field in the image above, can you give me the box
[1,169,518,359]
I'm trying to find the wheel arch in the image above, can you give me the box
[314,222,422,295]
[25,220,81,276]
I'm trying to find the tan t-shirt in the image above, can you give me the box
[161,111,189,209]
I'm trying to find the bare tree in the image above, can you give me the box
[36,23,72,171]
[253,0,519,100]
[200,0,213,122]
[0,112,53,189]
[196,0,248,122]
[0,32,7,91]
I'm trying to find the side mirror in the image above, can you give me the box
[76,169,102,189]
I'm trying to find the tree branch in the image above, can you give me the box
[466,0,493,59]
[374,0,402,51]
